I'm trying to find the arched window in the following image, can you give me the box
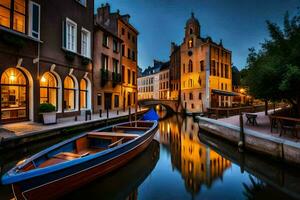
[188,60,193,72]
[1,68,28,122]
[64,76,76,111]
[80,79,87,109]
[40,72,58,108]
[188,38,193,48]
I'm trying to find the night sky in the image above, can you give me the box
[95,0,299,70]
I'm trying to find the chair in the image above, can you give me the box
[279,119,298,138]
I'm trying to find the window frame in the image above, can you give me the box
[64,17,77,53]
[28,1,40,39]
[81,27,91,58]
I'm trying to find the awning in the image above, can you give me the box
[211,89,239,96]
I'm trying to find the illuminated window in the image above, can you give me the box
[1,68,27,121]
[0,0,25,33]
[40,72,58,108]
[188,38,193,48]
[80,79,87,109]
[64,76,76,111]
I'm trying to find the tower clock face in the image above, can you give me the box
[188,50,193,56]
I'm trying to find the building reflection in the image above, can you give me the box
[159,115,231,195]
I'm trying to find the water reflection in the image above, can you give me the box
[158,115,231,196]
[0,113,299,200]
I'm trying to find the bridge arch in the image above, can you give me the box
[138,99,183,115]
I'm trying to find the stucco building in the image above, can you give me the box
[93,5,123,112]
[180,13,233,113]
[0,0,93,124]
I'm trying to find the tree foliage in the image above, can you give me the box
[242,10,300,115]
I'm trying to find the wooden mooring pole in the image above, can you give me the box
[239,112,245,151]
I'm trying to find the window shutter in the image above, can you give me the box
[62,20,66,48]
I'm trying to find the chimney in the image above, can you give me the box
[121,14,130,23]
[171,42,176,54]
[96,3,111,24]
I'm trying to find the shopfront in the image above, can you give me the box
[0,68,28,123]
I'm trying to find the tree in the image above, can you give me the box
[232,66,241,87]
[243,10,300,116]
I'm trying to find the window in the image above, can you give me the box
[122,65,125,83]
[127,48,131,59]
[188,38,193,48]
[81,28,91,58]
[127,69,131,84]
[190,28,193,34]
[97,93,102,106]
[189,93,193,100]
[132,36,135,43]
[132,50,136,61]
[76,0,86,6]
[127,32,130,40]
[114,95,119,107]
[40,72,58,109]
[199,93,202,100]
[188,60,193,72]
[102,34,108,47]
[1,68,28,121]
[113,59,118,73]
[64,76,76,111]
[63,18,77,52]
[113,39,118,52]
[221,63,224,77]
[121,44,125,56]
[121,28,125,35]
[101,54,108,70]
[132,71,136,85]
[0,0,26,33]
[80,79,87,109]
[183,64,185,73]
[28,1,40,39]
[211,60,216,76]
[225,64,229,78]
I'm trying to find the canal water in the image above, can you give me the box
[0,113,299,200]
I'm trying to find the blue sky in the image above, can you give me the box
[95,0,299,70]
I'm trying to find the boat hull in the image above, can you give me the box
[12,126,157,200]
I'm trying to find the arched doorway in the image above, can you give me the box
[0,68,28,123]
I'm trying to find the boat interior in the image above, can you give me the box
[17,121,155,172]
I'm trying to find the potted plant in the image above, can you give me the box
[39,103,57,125]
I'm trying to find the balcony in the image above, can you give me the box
[101,69,122,87]
[112,72,122,87]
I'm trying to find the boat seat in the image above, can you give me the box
[54,152,90,161]
[87,132,139,139]
[108,138,124,148]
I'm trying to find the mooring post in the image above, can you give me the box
[239,112,245,151]
[106,107,109,119]
[129,107,131,122]
[99,109,102,118]
[117,109,119,115]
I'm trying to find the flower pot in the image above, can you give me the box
[41,112,57,125]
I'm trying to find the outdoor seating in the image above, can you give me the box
[245,113,258,126]
[279,118,299,139]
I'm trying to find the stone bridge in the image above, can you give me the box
[138,99,183,114]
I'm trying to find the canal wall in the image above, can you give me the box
[199,131,300,200]
[196,116,300,166]
[0,111,147,151]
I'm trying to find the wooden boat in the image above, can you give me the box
[63,140,160,200]
[1,120,158,200]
